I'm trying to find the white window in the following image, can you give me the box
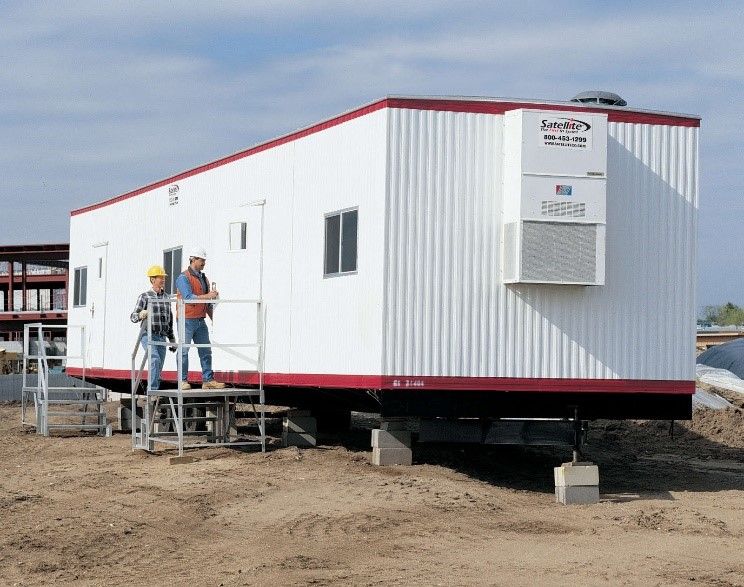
[229,222,247,251]
[163,247,182,295]
[324,208,358,276]
[73,266,87,307]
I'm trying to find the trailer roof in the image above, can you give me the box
[71,95,701,217]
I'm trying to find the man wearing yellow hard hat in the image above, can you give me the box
[130,265,176,390]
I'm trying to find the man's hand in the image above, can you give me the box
[168,337,177,353]
[203,291,218,300]
[138,309,148,320]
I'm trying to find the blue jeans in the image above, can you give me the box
[141,333,166,390]
[181,318,213,383]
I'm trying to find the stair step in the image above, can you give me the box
[46,424,107,430]
[45,411,104,417]
[44,386,102,393]
[156,416,218,422]
[46,399,103,405]
[154,402,229,407]
[151,389,261,398]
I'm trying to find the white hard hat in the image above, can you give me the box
[189,247,207,260]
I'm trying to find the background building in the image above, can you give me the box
[0,244,69,342]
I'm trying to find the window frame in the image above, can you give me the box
[73,266,88,307]
[323,207,359,278]
[162,246,182,295]
[228,221,248,251]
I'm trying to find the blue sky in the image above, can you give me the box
[1,1,742,307]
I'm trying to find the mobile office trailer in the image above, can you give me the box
[67,95,699,420]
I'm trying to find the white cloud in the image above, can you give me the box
[1,1,743,305]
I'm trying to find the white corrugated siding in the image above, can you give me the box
[383,109,698,380]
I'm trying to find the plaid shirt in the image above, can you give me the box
[130,289,174,339]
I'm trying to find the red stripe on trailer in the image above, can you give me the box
[66,367,694,394]
[380,375,694,394]
[70,97,700,217]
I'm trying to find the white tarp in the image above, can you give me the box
[693,363,741,410]
[693,387,734,410]
[696,363,744,395]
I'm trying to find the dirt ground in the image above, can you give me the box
[1,399,743,587]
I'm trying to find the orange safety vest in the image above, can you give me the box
[176,269,210,319]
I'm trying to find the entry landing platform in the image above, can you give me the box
[150,388,261,399]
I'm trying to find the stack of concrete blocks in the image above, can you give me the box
[554,462,600,505]
[118,404,132,432]
[371,421,412,466]
[283,409,317,447]
[206,405,217,442]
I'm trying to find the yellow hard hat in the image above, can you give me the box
[146,265,168,278]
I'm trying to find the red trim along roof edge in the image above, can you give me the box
[68,367,694,395]
[71,96,700,217]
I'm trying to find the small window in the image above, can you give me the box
[73,266,87,307]
[324,208,358,276]
[163,247,182,295]
[229,222,247,251]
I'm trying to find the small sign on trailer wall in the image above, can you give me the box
[168,184,179,206]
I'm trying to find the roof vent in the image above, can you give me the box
[570,91,627,107]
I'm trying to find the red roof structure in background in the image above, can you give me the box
[0,243,69,341]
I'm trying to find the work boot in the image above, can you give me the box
[179,381,192,390]
[203,380,226,389]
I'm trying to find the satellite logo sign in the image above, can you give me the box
[540,117,593,149]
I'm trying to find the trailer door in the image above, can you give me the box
[89,242,108,368]
[227,201,264,300]
[215,202,264,371]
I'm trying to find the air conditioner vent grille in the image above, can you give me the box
[541,200,586,217]
[522,221,597,283]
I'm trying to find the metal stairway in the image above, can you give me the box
[21,323,111,437]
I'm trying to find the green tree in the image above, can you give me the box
[701,305,720,324]
[701,302,744,326]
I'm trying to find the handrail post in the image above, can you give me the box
[80,324,86,386]
[177,297,185,456]
[38,325,46,435]
[144,308,153,449]
[21,324,29,425]
[177,297,185,388]
[132,338,138,450]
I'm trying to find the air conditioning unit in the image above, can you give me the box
[502,109,607,286]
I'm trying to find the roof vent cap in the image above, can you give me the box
[570,90,627,107]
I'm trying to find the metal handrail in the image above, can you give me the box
[21,323,102,436]
[131,294,266,454]
[174,297,265,391]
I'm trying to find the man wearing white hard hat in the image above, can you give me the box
[174,248,226,389]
